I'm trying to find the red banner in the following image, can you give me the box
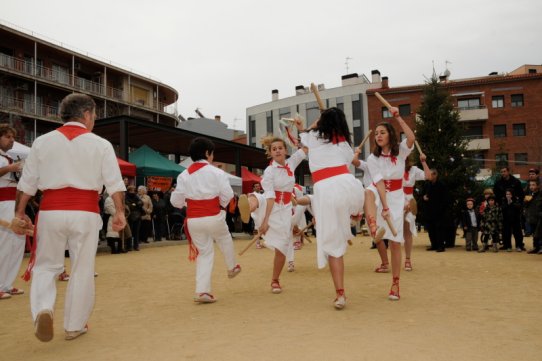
[146,176,173,192]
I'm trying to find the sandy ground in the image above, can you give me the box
[1,231,541,361]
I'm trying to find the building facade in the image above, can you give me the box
[366,65,542,179]
[0,22,179,145]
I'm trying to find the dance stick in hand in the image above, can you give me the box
[375,92,393,111]
[238,233,262,256]
[357,130,373,151]
[295,221,314,243]
[384,215,398,237]
[415,140,423,155]
[310,83,326,112]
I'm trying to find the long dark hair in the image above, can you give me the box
[372,121,399,157]
[314,107,352,146]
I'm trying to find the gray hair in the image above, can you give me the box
[137,185,147,193]
[60,93,96,122]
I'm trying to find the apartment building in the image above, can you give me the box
[366,65,542,179]
[0,22,179,145]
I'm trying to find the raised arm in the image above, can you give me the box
[390,106,415,149]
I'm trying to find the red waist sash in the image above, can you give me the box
[184,197,221,261]
[0,187,16,201]
[403,186,414,195]
[373,179,403,192]
[275,191,292,204]
[312,165,349,184]
[40,187,100,213]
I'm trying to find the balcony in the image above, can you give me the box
[0,52,177,117]
[457,106,488,122]
[0,95,61,122]
[465,137,490,151]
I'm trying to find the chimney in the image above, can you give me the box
[488,71,498,76]
[381,76,389,89]
[371,69,381,83]
[272,89,279,101]
[214,115,221,122]
[295,85,305,95]
[439,75,447,82]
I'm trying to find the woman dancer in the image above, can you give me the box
[402,153,430,271]
[295,107,364,309]
[366,106,415,300]
[238,137,306,294]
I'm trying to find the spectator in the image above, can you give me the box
[422,169,452,252]
[461,198,481,251]
[523,168,540,236]
[525,179,542,254]
[138,186,153,244]
[151,192,167,242]
[479,195,503,253]
[493,167,524,206]
[125,185,142,251]
[501,189,524,252]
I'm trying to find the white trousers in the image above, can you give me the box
[187,210,236,294]
[0,200,26,292]
[30,210,101,332]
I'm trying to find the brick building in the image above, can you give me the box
[366,65,542,179]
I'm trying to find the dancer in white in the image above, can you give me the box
[0,124,26,300]
[14,94,126,342]
[238,137,306,294]
[295,107,364,309]
[402,153,430,271]
[366,106,415,300]
[170,137,241,303]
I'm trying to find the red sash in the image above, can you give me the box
[384,179,403,192]
[312,165,349,184]
[404,186,414,195]
[0,187,16,201]
[274,191,292,204]
[22,187,100,281]
[184,197,221,261]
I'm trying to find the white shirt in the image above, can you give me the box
[0,150,17,188]
[18,122,125,196]
[300,131,353,172]
[171,160,233,208]
[367,139,413,184]
[261,148,306,200]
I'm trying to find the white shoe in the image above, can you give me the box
[227,264,242,279]
[194,293,217,303]
[287,261,295,272]
[65,325,88,340]
[334,295,346,310]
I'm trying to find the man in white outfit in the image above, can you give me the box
[0,124,26,300]
[14,93,126,342]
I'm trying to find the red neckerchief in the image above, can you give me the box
[188,162,208,174]
[277,163,293,176]
[381,152,397,165]
[331,135,346,144]
[57,124,90,140]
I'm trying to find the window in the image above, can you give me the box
[512,123,526,136]
[472,152,485,168]
[279,107,290,120]
[457,98,480,110]
[399,104,411,116]
[511,94,524,107]
[266,111,273,134]
[492,96,504,108]
[382,107,391,118]
[493,124,507,138]
[248,117,256,146]
[336,97,344,112]
[528,68,537,74]
[496,153,509,168]
[515,153,528,166]
[464,125,483,139]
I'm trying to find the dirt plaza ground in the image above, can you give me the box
[1,231,541,361]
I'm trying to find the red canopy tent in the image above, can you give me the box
[241,167,262,194]
[117,157,137,177]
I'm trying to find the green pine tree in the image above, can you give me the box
[414,76,481,217]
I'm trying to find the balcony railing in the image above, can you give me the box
[0,95,61,122]
[1,52,178,118]
[457,105,488,122]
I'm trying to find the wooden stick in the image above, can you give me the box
[375,92,393,111]
[384,215,398,237]
[415,140,423,155]
[310,83,326,112]
[357,129,373,151]
[238,233,261,256]
[0,218,34,237]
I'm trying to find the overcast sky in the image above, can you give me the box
[3,0,542,131]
